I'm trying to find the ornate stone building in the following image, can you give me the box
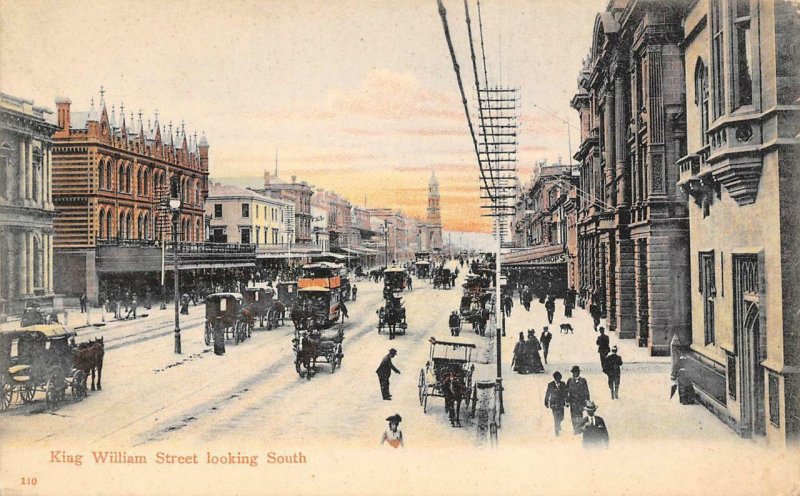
[51,91,209,302]
[677,0,799,445]
[257,171,313,246]
[571,0,691,355]
[0,92,59,319]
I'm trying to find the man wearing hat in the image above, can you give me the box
[604,346,623,399]
[376,348,401,400]
[579,401,609,448]
[566,365,591,434]
[544,371,567,436]
[596,327,610,370]
[540,326,553,364]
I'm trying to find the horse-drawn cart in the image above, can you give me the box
[0,325,90,411]
[292,323,344,379]
[418,337,477,425]
[376,297,407,337]
[204,293,249,347]
[242,286,277,329]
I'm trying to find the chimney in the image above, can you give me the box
[264,170,271,187]
[55,97,71,131]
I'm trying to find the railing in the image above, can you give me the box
[97,237,256,254]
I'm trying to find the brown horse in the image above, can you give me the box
[442,371,467,427]
[73,337,104,391]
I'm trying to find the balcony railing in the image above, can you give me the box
[97,237,255,254]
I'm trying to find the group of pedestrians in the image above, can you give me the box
[543,366,608,447]
[511,329,546,374]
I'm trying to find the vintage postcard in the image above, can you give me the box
[0,0,798,495]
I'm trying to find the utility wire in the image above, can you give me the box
[437,0,495,203]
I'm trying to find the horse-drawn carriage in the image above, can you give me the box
[292,321,344,379]
[432,268,453,289]
[276,281,298,310]
[383,266,407,293]
[418,337,478,425]
[414,260,431,279]
[0,325,93,411]
[204,293,249,347]
[376,296,407,337]
[292,286,341,330]
[242,286,279,329]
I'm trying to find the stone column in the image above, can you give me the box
[27,139,33,200]
[28,231,35,293]
[47,147,53,205]
[19,141,26,200]
[18,231,28,295]
[604,88,616,207]
[614,71,630,207]
[47,234,54,293]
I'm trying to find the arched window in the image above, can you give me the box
[0,143,12,200]
[142,169,149,196]
[126,211,132,239]
[106,162,113,190]
[99,160,105,190]
[196,218,202,242]
[99,209,106,238]
[126,164,133,193]
[695,58,710,147]
[118,163,124,192]
[143,213,149,240]
[33,235,43,289]
[118,211,125,238]
[106,209,112,240]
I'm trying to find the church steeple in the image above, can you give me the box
[426,171,443,250]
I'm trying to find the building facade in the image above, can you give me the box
[572,0,691,354]
[206,183,291,246]
[50,92,209,303]
[421,171,443,251]
[0,92,59,319]
[677,0,800,445]
[257,171,313,246]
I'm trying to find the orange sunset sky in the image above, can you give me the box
[1,0,605,232]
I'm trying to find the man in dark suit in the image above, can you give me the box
[579,401,609,448]
[544,371,567,436]
[566,365,591,434]
[596,327,610,370]
[605,345,623,399]
[376,348,400,400]
[540,326,553,364]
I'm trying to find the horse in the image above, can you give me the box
[271,300,286,327]
[442,371,467,427]
[291,305,306,330]
[292,330,319,380]
[73,337,104,391]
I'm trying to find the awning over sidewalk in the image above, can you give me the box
[502,244,569,266]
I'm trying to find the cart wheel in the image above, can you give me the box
[423,389,429,413]
[418,369,425,406]
[329,354,337,373]
[1,376,13,411]
[45,374,63,408]
[19,384,35,403]
[72,370,87,401]
[204,323,212,346]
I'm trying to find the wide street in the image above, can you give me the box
[1,263,483,450]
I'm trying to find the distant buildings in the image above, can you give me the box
[206,183,291,246]
[0,92,59,319]
[255,171,313,245]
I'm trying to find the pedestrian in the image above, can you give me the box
[566,365,591,435]
[340,301,349,321]
[544,371,567,436]
[511,332,530,374]
[213,323,226,356]
[502,293,513,318]
[376,348,400,400]
[522,286,532,312]
[579,401,609,448]
[590,299,601,331]
[407,276,413,291]
[79,292,87,313]
[125,295,138,320]
[352,285,358,301]
[565,286,577,318]
[526,329,545,373]
[596,327,610,370]
[479,306,489,336]
[180,293,190,315]
[604,345,623,399]
[545,295,555,324]
[449,310,461,337]
[381,414,404,448]
[540,326,553,364]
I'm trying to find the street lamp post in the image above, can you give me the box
[170,198,182,354]
[383,220,389,267]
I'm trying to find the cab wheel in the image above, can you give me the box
[19,384,35,403]
[1,376,13,411]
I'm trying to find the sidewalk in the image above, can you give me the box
[496,297,738,447]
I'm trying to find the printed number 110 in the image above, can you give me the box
[21,477,38,486]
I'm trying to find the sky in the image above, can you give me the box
[0,0,605,232]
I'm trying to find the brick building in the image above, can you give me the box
[256,171,313,246]
[50,91,210,303]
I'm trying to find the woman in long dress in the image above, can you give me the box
[512,332,531,374]
[526,329,545,373]
[381,414,404,448]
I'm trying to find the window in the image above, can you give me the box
[214,204,222,218]
[711,0,726,118]
[695,59,710,146]
[699,251,716,345]
[732,0,752,108]
[768,372,780,427]
[255,227,261,245]
[241,228,251,244]
[241,203,250,218]
[99,209,106,238]
[99,161,105,190]
[272,228,278,244]
[255,205,259,218]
